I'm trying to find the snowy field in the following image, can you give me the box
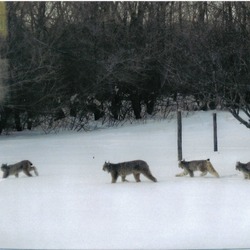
[0,110,250,249]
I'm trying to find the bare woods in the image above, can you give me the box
[1,2,250,133]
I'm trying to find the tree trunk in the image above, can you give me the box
[14,110,22,131]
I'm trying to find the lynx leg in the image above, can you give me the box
[2,171,9,178]
[209,170,220,178]
[23,169,32,177]
[111,172,118,183]
[182,167,194,177]
[142,170,157,182]
[133,173,141,182]
[176,170,189,177]
[200,170,208,177]
[31,166,39,176]
[188,170,194,177]
[15,172,19,178]
[121,175,129,182]
[207,162,220,178]
[243,173,250,179]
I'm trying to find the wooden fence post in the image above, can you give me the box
[177,111,182,161]
[213,113,218,152]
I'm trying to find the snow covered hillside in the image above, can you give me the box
[0,111,250,249]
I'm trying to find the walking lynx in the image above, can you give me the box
[1,160,39,178]
[176,159,219,178]
[103,160,157,183]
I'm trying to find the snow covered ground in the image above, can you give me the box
[0,111,250,249]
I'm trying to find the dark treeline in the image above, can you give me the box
[1,1,250,133]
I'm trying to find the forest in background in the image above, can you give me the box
[0,1,250,133]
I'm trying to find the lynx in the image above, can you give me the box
[103,160,157,183]
[176,159,219,178]
[1,160,39,178]
[236,161,250,179]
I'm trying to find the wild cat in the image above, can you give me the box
[176,159,220,178]
[236,161,250,179]
[1,160,39,178]
[103,160,157,183]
